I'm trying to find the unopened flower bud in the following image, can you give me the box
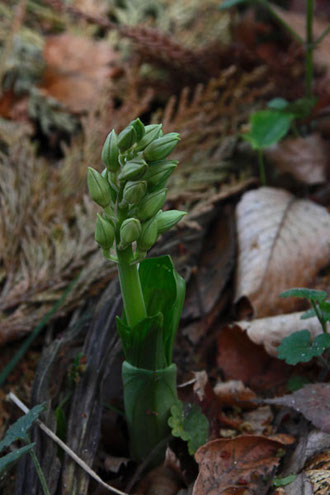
[95,214,115,249]
[137,217,158,252]
[156,210,186,234]
[87,167,112,208]
[123,180,147,205]
[101,169,118,203]
[136,188,167,221]
[101,130,120,172]
[143,160,177,188]
[118,158,148,181]
[130,118,145,141]
[118,126,137,152]
[135,124,163,151]
[119,218,141,249]
[143,133,180,162]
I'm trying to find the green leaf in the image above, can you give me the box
[267,98,289,110]
[0,443,35,475]
[286,97,317,119]
[319,300,330,322]
[168,401,209,455]
[300,308,317,320]
[243,110,293,150]
[273,474,297,487]
[219,0,249,9]
[0,403,46,452]
[280,288,328,302]
[312,333,330,355]
[116,313,166,369]
[277,330,315,365]
[287,375,310,392]
[139,255,186,366]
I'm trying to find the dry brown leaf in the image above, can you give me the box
[135,466,183,495]
[217,325,291,392]
[265,384,330,434]
[237,311,325,357]
[213,380,257,409]
[41,33,116,113]
[242,406,273,435]
[235,187,330,318]
[193,435,291,495]
[265,135,328,185]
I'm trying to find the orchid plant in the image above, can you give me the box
[88,119,186,461]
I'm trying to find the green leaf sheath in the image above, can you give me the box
[122,361,178,463]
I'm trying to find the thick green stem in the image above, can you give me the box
[305,0,314,100]
[117,245,147,328]
[257,149,266,185]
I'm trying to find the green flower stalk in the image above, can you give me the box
[88,119,186,462]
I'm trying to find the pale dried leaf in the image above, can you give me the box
[265,384,330,434]
[235,187,330,318]
[213,380,257,409]
[265,135,328,185]
[42,33,116,113]
[306,469,330,495]
[237,311,326,357]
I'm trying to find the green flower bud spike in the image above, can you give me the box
[143,133,180,162]
[87,167,112,208]
[118,158,148,181]
[95,213,115,249]
[101,130,120,172]
[157,210,187,234]
[119,218,142,250]
[130,118,145,141]
[136,188,167,221]
[118,126,137,152]
[123,180,147,205]
[135,124,163,151]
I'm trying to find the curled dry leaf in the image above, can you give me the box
[41,33,117,113]
[265,384,330,434]
[237,311,324,357]
[235,187,330,318]
[265,134,328,185]
[213,380,257,409]
[193,435,292,495]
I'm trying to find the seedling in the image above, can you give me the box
[221,0,330,183]
[88,120,191,461]
[277,288,330,365]
[0,403,49,495]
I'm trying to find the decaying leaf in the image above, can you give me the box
[265,384,330,434]
[213,380,257,409]
[305,449,330,494]
[41,33,117,113]
[217,325,291,392]
[237,311,325,357]
[265,134,328,185]
[235,187,330,318]
[193,435,292,495]
[135,466,183,495]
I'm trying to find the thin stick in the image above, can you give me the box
[8,392,129,495]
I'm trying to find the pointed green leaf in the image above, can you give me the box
[273,474,297,487]
[0,443,35,475]
[0,403,46,452]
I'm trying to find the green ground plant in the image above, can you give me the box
[88,120,208,462]
[221,0,330,183]
[0,404,49,495]
[277,288,330,365]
